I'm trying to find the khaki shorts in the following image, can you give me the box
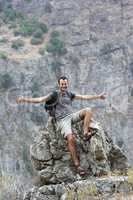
[56,108,91,138]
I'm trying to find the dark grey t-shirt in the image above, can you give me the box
[49,90,75,120]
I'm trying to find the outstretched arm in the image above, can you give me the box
[74,93,106,100]
[16,93,51,104]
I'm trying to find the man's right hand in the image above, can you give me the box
[16,97,25,104]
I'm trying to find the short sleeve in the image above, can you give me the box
[70,92,76,100]
[46,91,58,102]
[45,92,54,101]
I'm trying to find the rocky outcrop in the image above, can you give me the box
[23,118,129,199]
[30,118,128,184]
[0,0,132,199]
[24,176,133,200]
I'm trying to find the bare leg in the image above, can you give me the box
[79,108,93,137]
[66,134,86,176]
[66,134,80,167]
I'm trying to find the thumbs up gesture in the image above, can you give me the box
[98,92,106,100]
[16,97,25,103]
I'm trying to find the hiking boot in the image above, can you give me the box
[83,131,92,141]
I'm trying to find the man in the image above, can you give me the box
[16,76,106,176]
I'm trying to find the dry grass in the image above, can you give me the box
[65,183,98,200]
[127,168,133,184]
[0,175,23,200]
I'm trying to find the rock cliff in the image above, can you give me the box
[31,118,128,182]
[0,0,132,199]
[24,118,129,199]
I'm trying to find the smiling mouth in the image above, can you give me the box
[61,88,67,93]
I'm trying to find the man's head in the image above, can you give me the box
[58,76,69,93]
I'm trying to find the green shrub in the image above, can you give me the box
[51,30,60,38]
[0,37,7,44]
[19,20,34,36]
[46,37,66,55]
[0,1,11,12]
[18,18,48,37]
[39,22,48,33]
[15,11,24,19]
[11,39,24,50]
[39,47,45,55]
[19,20,48,37]
[0,73,13,90]
[31,37,43,45]
[3,2,12,9]
[32,28,44,39]
[4,7,16,21]
[19,18,38,36]
[3,3,24,22]
[46,30,67,55]
[50,37,61,45]
[46,43,55,53]
[0,51,8,60]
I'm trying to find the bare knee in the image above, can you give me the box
[86,108,93,117]
[80,107,93,119]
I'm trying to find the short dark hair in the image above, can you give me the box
[58,76,68,84]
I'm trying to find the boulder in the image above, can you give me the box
[30,117,128,184]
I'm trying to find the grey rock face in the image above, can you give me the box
[11,0,133,166]
[0,0,133,199]
[24,176,133,200]
[30,118,128,185]
[24,118,129,200]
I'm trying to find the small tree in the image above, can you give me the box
[0,73,14,90]
[46,31,67,56]
[0,51,8,60]
[32,29,44,39]
[11,39,24,50]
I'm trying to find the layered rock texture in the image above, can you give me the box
[24,176,133,200]
[30,119,128,183]
[24,118,129,199]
